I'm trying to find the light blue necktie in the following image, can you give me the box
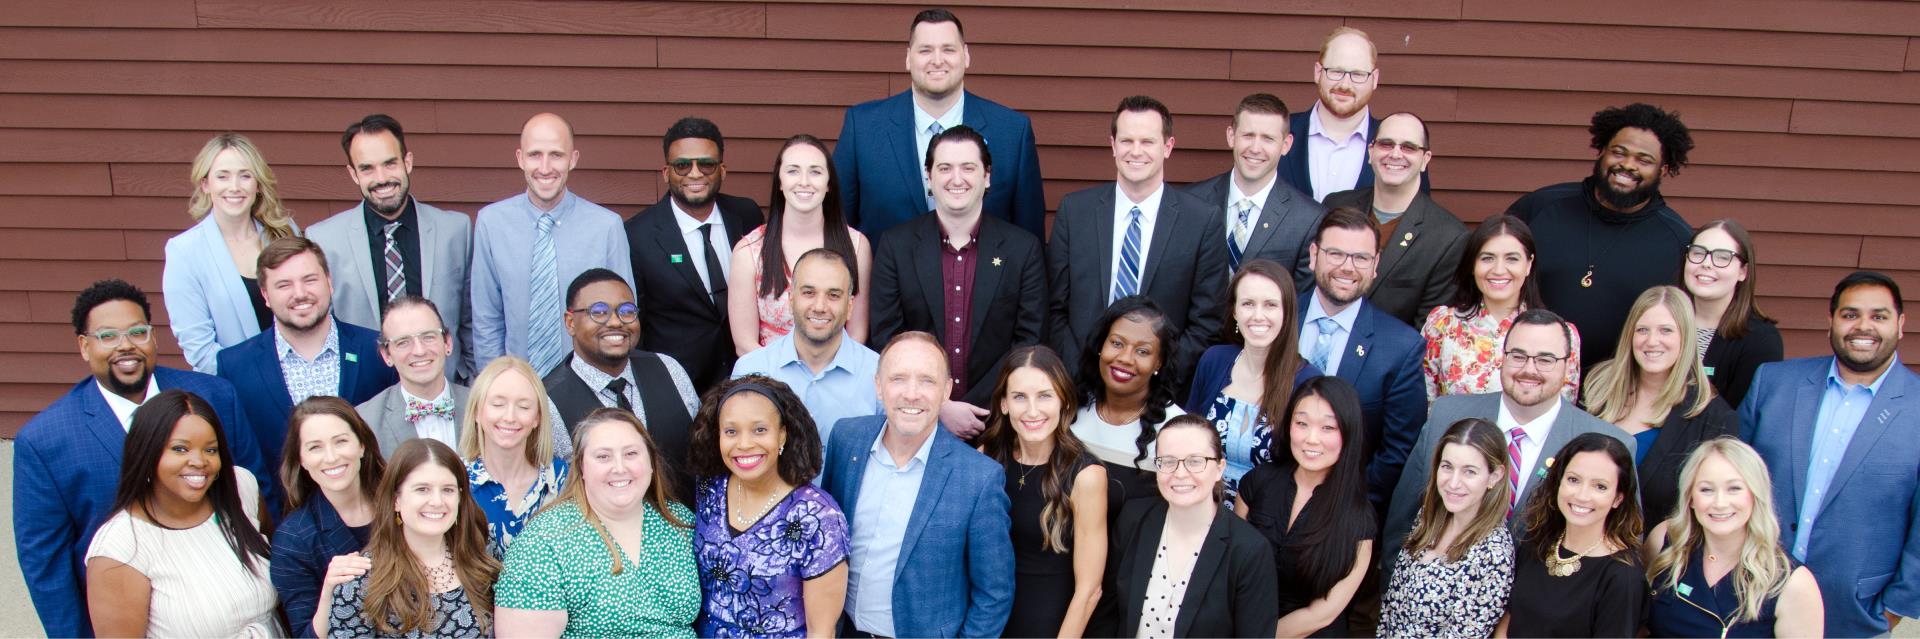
[924,121,945,212]
[527,213,564,375]
[1113,206,1143,301]
[1309,316,1338,372]
[1228,198,1254,271]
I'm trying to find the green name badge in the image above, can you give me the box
[1676,582,1693,597]
[345,353,359,363]
[1703,366,1716,377]
[671,254,685,263]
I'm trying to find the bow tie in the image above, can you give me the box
[405,397,454,423]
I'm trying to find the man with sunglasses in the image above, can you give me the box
[625,117,762,394]
[1323,112,1468,327]
[17,279,266,638]
[543,268,701,503]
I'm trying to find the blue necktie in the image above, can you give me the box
[1227,198,1254,272]
[1309,316,1338,372]
[527,213,564,374]
[924,121,945,212]
[1113,206,1143,301]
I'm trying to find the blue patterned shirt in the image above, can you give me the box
[275,321,341,404]
[467,455,570,559]
[1795,357,1898,559]
[694,477,850,638]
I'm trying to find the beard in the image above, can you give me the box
[104,365,152,400]
[669,185,713,209]
[364,182,409,216]
[1591,158,1660,211]
[1832,330,1898,375]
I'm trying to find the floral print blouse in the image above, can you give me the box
[467,455,570,559]
[1420,305,1582,403]
[693,476,850,638]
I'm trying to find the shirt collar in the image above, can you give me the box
[400,381,452,405]
[1229,173,1278,210]
[913,99,966,136]
[941,216,982,250]
[570,351,634,389]
[1497,393,1566,438]
[1308,102,1372,143]
[1114,182,1166,211]
[525,189,576,220]
[362,196,418,232]
[669,197,722,236]
[274,320,341,362]
[1302,290,1363,334]
[96,374,161,429]
[1827,355,1901,394]
[868,420,939,470]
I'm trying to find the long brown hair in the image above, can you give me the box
[979,345,1086,553]
[279,396,386,512]
[1404,418,1511,562]
[361,439,498,635]
[1224,259,1306,433]
[542,408,690,575]
[1520,433,1642,563]
[1687,219,1772,339]
[760,135,858,298]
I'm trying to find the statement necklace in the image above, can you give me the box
[731,483,789,529]
[1546,532,1605,577]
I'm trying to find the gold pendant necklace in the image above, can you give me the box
[1545,533,1605,577]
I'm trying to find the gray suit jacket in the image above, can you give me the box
[1180,171,1326,293]
[357,383,470,459]
[1322,188,1469,327]
[1380,392,1633,583]
[308,200,475,379]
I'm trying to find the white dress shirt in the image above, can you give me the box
[1225,173,1278,239]
[97,376,161,431]
[1108,183,1166,287]
[400,383,460,450]
[1306,103,1372,201]
[670,198,732,292]
[1496,396,1565,504]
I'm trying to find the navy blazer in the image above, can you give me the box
[1741,356,1920,638]
[822,415,1015,638]
[1178,171,1326,292]
[1276,111,1431,201]
[834,90,1047,238]
[216,319,397,510]
[1299,291,1429,509]
[13,368,262,638]
[270,496,369,637]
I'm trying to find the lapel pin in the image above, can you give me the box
[670,254,684,263]
[1400,232,1413,247]
[345,353,358,363]
[1355,344,1366,357]
[1262,222,1270,229]
[992,257,1003,267]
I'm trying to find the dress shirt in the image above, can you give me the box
[360,198,423,314]
[913,100,966,209]
[1108,183,1166,287]
[1225,174,1278,238]
[732,331,882,447]
[275,322,342,405]
[400,383,459,450]
[671,198,732,291]
[470,190,635,367]
[1297,293,1363,375]
[1305,103,1371,201]
[845,424,939,637]
[1496,396,1564,505]
[940,221,980,399]
[97,376,160,431]
[548,352,701,432]
[1795,358,1898,559]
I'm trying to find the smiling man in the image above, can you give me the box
[359,296,566,460]
[734,248,883,448]
[1323,112,1468,327]
[1505,104,1695,367]
[1181,93,1326,290]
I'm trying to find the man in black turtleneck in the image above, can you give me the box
[1505,103,1695,370]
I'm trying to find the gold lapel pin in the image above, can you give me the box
[1399,232,1412,247]
[992,257,1003,267]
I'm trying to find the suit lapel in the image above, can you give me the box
[1526,401,1584,498]
[896,437,956,582]
[913,219,946,324]
[1123,503,1168,630]
[1373,192,1427,281]
[342,208,381,318]
[885,95,927,213]
[78,381,127,467]
[258,334,295,410]
[1336,303,1373,379]
[1787,367,1824,516]
[1138,191,1181,292]
[1174,508,1234,637]
[651,206,715,311]
[1357,115,1381,187]
[966,228,1006,340]
[1243,180,1291,258]
[416,202,441,297]
[337,328,363,398]
[1818,371,1908,514]
[1093,188,1117,288]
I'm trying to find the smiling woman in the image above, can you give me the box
[459,356,569,558]
[163,133,300,374]
[1500,433,1647,638]
[270,397,387,637]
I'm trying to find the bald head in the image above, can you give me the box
[517,113,579,211]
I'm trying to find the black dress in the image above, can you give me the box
[240,275,272,331]
[1239,464,1376,638]
[1646,546,1796,638]
[1506,539,1648,638]
[1004,458,1092,637]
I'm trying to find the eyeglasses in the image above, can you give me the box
[86,324,153,348]
[1320,67,1375,83]
[379,329,445,352]
[1318,247,1377,269]
[667,158,721,177]
[1370,138,1427,155]
[1685,244,1742,268]
[1152,455,1220,474]
[1503,350,1567,370]
[570,301,639,325]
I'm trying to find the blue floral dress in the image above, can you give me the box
[467,455,569,559]
[693,476,850,638]
[1206,394,1271,501]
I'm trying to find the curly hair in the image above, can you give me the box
[1589,103,1693,174]
[71,279,151,334]
[1077,296,1181,468]
[686,375,825,486]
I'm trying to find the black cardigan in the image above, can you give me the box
[1638,384,1739,523]
[1702,314,1783,409]
[1089,501,1279,638]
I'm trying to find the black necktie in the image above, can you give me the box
[700,223,727,307]
[604,377,633,412]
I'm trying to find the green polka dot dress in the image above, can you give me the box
[495,499,700,638]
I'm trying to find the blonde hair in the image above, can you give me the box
[1319,26,1377,66]
[1584,286,1713,425]
[186,133,296,240]
[459,356,556,466]
[540,409,689,575]
[1648,439,1793,623]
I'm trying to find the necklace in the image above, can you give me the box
[1016,462,1041,489]
[1579,208,1634,289]
[730,483,789,529]
[1546,532,1606,577]
[424,546,458,592]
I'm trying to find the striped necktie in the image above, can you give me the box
[382,221,406,303]
[1112,206,1143,301]
[1228,198,1254,271]
[1507,427,1527,514]
[527,213,564,374]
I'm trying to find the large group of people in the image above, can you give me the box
[11,9,1916,639]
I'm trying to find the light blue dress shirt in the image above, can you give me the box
[912,99,965,211]
[844,424,938,637]
[1795,357,1898,559]
[1298,292,1362,375]
[469,191,634,370]
[731,331,882,446]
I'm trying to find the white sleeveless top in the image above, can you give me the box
[86,467,277,637]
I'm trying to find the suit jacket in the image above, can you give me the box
[356,382,472,460]
[1381,392,1633,584]
[1740,356,1920,638]
[1179,171,1326,292]
[1300,291,1428,510]
[270,495,368,637]
[822,415,1015,638]
[868,213,1046,406]
[834,90,1047,238]
[1322,188,1469,327]
[1046,184,1228,381]
[307,200,475,379]
[1092,500,1278,638]
[1277,110,1431,201]
[162,215,300,374]
[623,193,762,392]
[1637,385,1737,523]
[216,319,397,510]
[13,368,262,638]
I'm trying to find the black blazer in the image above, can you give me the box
[1322,188,1469,327]
[624,193,762,393]
[1091,500,1278,638]
[868,213,1046,406]
[1638,385,1739,522]
[1046,183,1227,381]
[1179,171,1327,292]
[1702,314,1783,409]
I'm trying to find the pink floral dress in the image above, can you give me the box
[1420,305,1583,402]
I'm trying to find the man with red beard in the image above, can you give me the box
[1277,28,1428,203]
[1505,103,1695,370]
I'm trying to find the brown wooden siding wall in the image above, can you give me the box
[3,0,1918,434]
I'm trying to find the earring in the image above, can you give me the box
[779,444,786,455]
[394,511,402,524]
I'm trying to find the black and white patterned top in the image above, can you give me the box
[1378,524,1515,639]
[1695,327,1716,364]
[328,571,486,638]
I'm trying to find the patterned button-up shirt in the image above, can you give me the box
[275,321,341,404]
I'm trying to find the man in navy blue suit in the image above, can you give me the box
[217,237,397,506]
[1277,27,1400,203]
[1294,207,1426,509]
[1743,271,1920,637]
[833,8,1046,239]
[15,279,264,638]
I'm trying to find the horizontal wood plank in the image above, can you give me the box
[1461,0,1920,37]
[1349,18,1908,71]
[765,4,1345,50]
[193,0,764,37]
[0,0,195,28]
[0,28,658,68]
[0,164,113,196]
